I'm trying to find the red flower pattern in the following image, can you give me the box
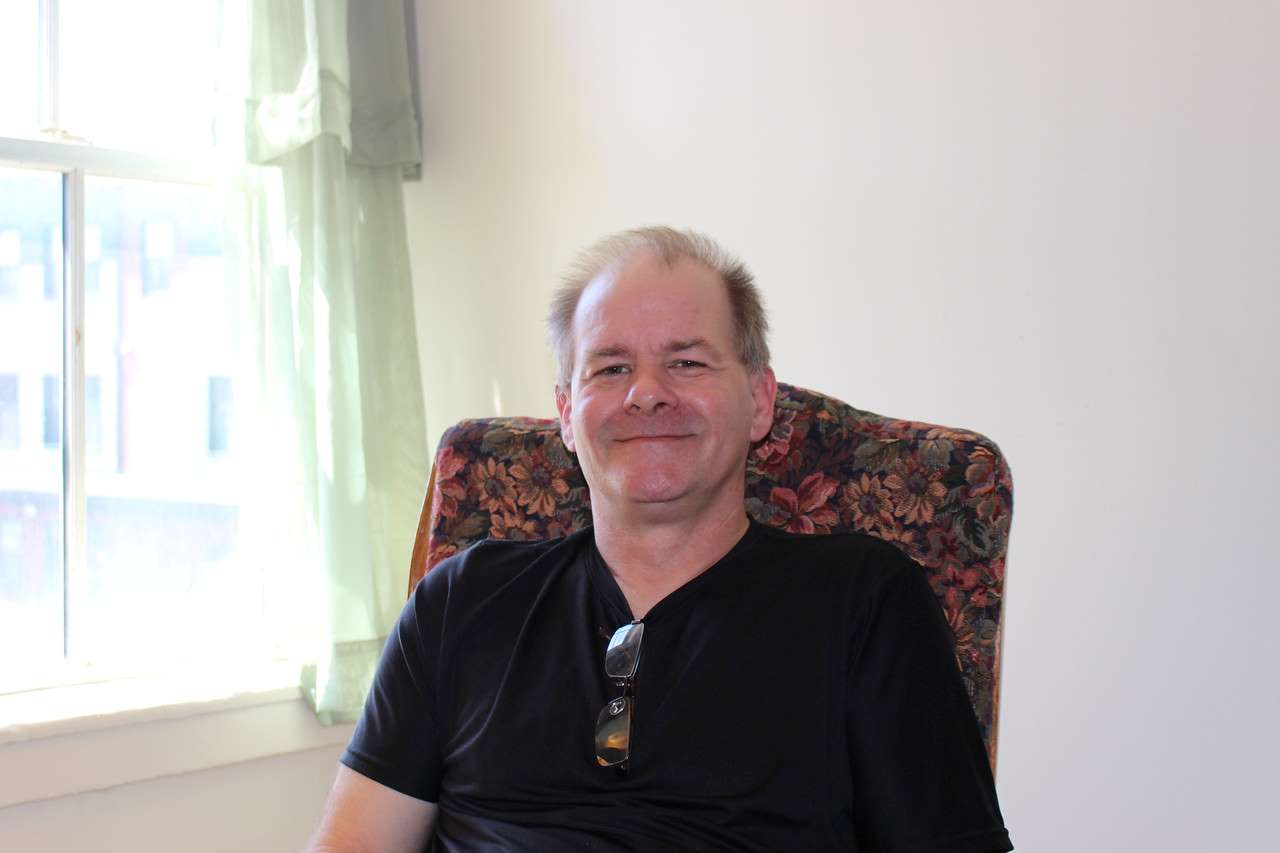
[752,408,807,479]
[924,524,967,574]
[433,446,469,519]
[768,473,840,534]
[426,537,457,570]
[965,447,1009,524]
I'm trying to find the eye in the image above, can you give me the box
[671,359,706,369]
[594,364,630,376]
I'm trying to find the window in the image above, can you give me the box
[0,164,62,675]
[45,224,63,300]
[83,223,100,294]
[208,376,233,455]
[0,0,274,698]
[141,220,173,294]
[0,229,20,298]
[84,374,100,456]
[0,374,19,448]
[42,374,59,447]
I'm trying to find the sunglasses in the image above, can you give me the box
[595,620,644,767]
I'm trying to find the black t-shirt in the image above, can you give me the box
[342,522,1013,852]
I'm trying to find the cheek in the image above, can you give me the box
[701,393,756,436]
[568,398,603,452]
[576,387,618,422]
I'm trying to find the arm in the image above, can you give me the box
[308,567,451,851]
[304,764,438,853]
[846,555,1012,852]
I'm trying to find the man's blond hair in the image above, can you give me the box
[548,226,770,388]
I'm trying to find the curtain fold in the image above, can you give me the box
[220,0,427,724]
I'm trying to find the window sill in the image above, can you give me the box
[0,664,353,809]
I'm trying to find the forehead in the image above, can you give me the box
[572,251,733,351]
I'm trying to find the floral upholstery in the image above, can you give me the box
[408,382,1013,769]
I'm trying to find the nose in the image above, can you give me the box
[623,365,676,414]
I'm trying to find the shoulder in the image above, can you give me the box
[412,529,592,615]
[749,524,942,625]
[749,522,920,585]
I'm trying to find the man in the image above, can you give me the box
[307,227,1013,852]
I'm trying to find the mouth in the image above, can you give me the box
[614,434,692,443]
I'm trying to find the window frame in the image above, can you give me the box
[0,138,323,802]
[0,0,283,698]
[2,0,247,700]
[0,135,236,690]
[0,5,355,801]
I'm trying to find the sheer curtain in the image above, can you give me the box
[219,0,427,723]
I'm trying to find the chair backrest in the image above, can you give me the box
[409,382,1013,770]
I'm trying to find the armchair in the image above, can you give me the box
[408,382,1013,771]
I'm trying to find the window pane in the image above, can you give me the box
[0,166,65,683]
[208,375,232,455]
[59,0,219,154]
[0,374,18,449]
[81,175,254,666]
[80,174,257,666]
[0,0,40,137]
[42,374,59,447]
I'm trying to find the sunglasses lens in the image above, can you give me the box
[604,622,644,680]
[595,695,632,767]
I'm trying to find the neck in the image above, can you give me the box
[591,497,750,619]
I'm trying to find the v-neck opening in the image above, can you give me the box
[583,520,764,626]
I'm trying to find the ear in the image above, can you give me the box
[748,367,778,443]
[555,384,576,452]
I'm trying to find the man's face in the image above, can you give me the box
[555,250,776,522]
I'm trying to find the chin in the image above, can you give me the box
[616,473,691,506]
[627,484,689,505]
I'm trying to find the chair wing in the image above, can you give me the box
[408,382,1014,770]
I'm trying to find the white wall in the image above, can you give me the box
[406,1,1279,851]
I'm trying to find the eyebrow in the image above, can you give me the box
[583,338,719,362]
[584,345,630,361]
[666,338,713,354]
